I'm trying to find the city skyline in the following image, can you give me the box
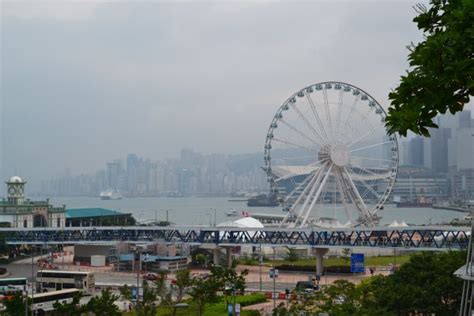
[2,0,429,187]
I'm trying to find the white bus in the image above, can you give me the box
[36,270,95,295]
[0,278,28,291]
[29,289,80,314]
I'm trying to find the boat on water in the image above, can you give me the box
[225,209,238,217]
[393,195,433,208]
[247,194,279,207]
[100,189,122,200]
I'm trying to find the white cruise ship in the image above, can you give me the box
[99,189,122,200]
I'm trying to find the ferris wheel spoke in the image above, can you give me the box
[340,94,361,136]
[354,176,382,201]
[347,124,378,148]
[272,137,318,153]
[289,103,326,145]
[272,155,319,165]
[294,164,327,219]
[283,172,315,203]
[352,156,394,163]
[305,92,330,141]
[334,89,344,142]
[322,88,335,142]
[350,163,391,180]
[275,164,320,183]
[335,170,353,224]
[350,141,393,153]
[300,163,333,227]
[279,118,321,147]
[342,166,373,226]
[279,170,321,227]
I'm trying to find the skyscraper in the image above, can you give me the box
[409,137,424,167]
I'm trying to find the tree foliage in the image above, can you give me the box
[2,292,28,316]
[386,0,474,136]
[174,269,192,303]
[86,288,121,316]
[188,263,248,316]
[277,251,465,316]
[52,292,83,316]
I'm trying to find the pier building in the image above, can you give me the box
[0,176,66,228]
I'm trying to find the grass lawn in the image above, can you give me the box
[130,293,266,316]
[239,254,412,267]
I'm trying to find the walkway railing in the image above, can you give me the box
[0,226,469,250]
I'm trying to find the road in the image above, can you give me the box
[2,262,390,293]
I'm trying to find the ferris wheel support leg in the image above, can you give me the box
[334,169,352,224]
[342,167,374,226]
[279,171,320,227]
[293,165,327,227]
[300,164,333,227]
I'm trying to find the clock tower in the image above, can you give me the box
[6,176,26,205]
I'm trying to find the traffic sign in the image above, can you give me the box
[350,253,365,273]
[269,268,279,278]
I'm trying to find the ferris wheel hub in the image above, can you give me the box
[330,143,351,167]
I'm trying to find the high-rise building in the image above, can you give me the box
[106,160,123,190]
[430,127,451,172]
[409,137,424,167]
[458,110,472,128]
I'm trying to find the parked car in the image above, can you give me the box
[143,273,158,281]
[295,281,319,293]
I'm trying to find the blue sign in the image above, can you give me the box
[350,253,365,273]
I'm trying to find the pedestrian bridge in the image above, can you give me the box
[0,226,470,250]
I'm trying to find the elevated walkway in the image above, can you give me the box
[0,225,469,250]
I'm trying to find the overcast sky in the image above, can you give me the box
[1,0,431,185]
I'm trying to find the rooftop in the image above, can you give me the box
[66,208,130,219]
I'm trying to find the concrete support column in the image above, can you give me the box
[226,247,232,268]
[314,248,329,276]
[213,247,220,265]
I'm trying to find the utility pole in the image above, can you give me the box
[259,244,263,292]
[31,249,35,316]
[272,247,276,310]
[135,249,140,306]
[459,210,473,315]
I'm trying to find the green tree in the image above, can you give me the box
[174,269,192,303]
[386,0,474,136]
[86,288,121,316]
[375,251,464,315]
[2,293,27,316]
[135,280,159,316]
[194,253,206,266]
[188,274,221,316]
[279,251,465,316]
[209,263,249,309]
[284,246,300,262]
[52,292,83,316]
[119,283,132,301]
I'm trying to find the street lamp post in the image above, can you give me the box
[135,249,141,306]
[259,244,263,292]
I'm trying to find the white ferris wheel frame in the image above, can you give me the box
[263,81,399,228]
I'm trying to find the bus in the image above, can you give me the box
[36,270,95,295]
[29,289,80,314]
[0,278,28,291]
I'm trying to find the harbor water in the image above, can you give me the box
[44,197,462,226]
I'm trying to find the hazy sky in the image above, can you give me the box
[1,0,428,185]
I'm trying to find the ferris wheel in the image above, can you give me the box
[264,81,398,228]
